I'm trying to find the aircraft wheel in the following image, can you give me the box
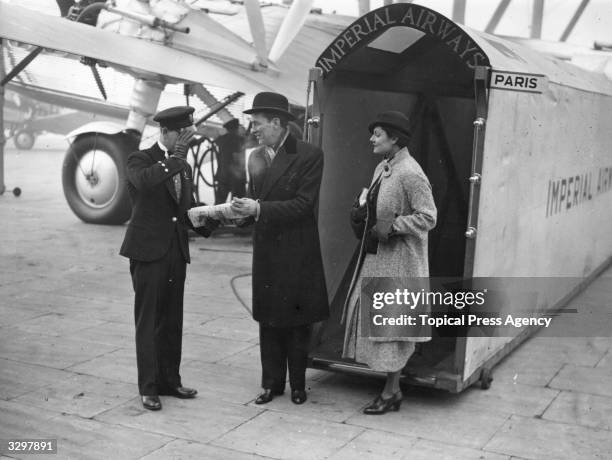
[62,133,132,224]
[13,130,35,150]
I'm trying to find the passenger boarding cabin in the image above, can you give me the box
[306,3,612,392]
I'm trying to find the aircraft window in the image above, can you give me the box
[367,26,425,54]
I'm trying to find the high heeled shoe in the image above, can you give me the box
[363,391,402,415]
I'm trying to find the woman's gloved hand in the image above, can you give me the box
[350,203,367,224]
[349,188,369,240]
[351,188,368,223]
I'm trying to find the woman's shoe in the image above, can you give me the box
[363,391,402,415]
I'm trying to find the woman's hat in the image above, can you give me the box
[243,92,295,120]
[368,111,411,138]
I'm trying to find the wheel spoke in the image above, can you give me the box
[70,147,88,177]
[90,133,99,176]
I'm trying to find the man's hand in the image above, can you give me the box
[173,130,196,160]
[231,197,259,217]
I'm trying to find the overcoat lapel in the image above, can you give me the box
[259,137,298,200]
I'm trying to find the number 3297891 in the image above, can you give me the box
[2,439,57,454]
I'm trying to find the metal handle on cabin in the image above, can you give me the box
[304,80,312,142]
[307,116,320,128]
[304,67,323,143]
[465,118,486,239]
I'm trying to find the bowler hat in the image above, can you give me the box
[368,111,411,138]
[243,92,295,120]
[153,106,195,130]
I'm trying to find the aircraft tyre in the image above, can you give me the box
[13,130,35,150]
[62,133,133,225]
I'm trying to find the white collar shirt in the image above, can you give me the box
[158,140,169,157]
[264,128,290,164]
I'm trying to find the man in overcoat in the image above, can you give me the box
[231,92,329,405]
[120,106,216,411]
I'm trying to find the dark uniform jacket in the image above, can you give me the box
[246,133,329,327]
[120,142,211,263]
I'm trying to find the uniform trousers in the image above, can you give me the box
[259,324,312,392]
[130,234,186,395]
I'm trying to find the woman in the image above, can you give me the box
[342,111,437,415]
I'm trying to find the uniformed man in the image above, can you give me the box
[120,106,216,411]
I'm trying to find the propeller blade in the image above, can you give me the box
[243,0,269,68]
[268,0,314,63]
[89,64,107,100]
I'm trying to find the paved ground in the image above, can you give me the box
[1,136,611,460]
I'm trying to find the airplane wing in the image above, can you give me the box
[501,35,612,77]
[0,3,278,96]
[6,81,131,121]
[501,35,612,61]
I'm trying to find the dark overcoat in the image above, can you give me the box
[246,134,329,327]
[120,142,211,262]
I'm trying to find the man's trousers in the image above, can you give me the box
[130,236,186,396]
[259,324,312,392]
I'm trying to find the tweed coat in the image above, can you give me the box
[344,147,437,343]
[245,133,329,327]
[120,142,212,263]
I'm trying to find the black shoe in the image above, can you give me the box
[255,388,284,405]
[363,391,402,415]
[141,395,162,411]
[291,390,307,405]
[159,386,198,399]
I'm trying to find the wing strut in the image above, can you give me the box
[0,47,42,87]
[268,0,314,63]
[244,0,269,68]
